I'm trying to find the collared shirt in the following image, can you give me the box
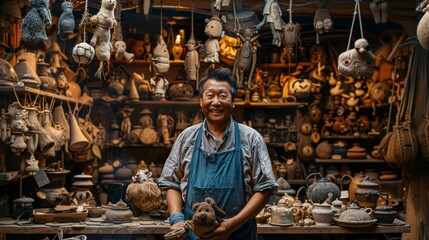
[157,118,278,202]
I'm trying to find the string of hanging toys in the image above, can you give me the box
[72,0,95,66]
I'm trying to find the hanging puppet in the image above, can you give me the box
[313,0,333,35]
[256,0,285,47]
[233,28,259,90]
[369,0,388,24]
[20,0,52,50]
[150,36,170,100]
[184,35,201,84]
[111,0,134,63]
[90,0,117,78]
[58,1,75,40]
[204,2,227,64]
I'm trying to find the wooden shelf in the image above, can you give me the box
[125,99,306,107]
[320,135,381,140]
[0,171,31,186]
[0,86,91,106]
[315,158,385,163]
[103,143,172,149]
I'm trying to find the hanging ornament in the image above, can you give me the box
[204,2,227,64]
[111,0,134,63]
[90,0,117,79]
[150,1,170,100]
[72,0,95,65]
[58,1,75,40]
[313,0,333,44]
[20,0,52,50]
[283,0,301,52]
[369,0,388,24]
[184,1,200,84]
[256,0,285,47]
[337,0,375,78]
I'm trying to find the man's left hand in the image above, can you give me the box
[200,219,236,240]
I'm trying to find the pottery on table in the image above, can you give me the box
[267,198,293,226]
[306,172,341,204]
[373,206,396,224]
[340,172,365,203]
[334,204,376,228]
[312,201,335,226]
[316,141,332,159]
[355,176,381,208]
[105,199,133,222]
[346,143,367,159]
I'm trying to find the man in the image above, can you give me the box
[157,67,278,239]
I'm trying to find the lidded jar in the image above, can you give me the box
[312,200,335,226]
[355,176,381,208]
[105,199,133,222]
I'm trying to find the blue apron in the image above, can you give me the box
[184,121,257,240]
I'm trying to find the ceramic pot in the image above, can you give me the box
[373,206,396,224]
[45,170,70,188]
[340,172,365,203]
[0,58,19,86]
[335,204,375,224]
[36,187,70,208]
[346,143,367,159]
[13,196,34,219]
[167,81,194,101]
[105,199,133,222]
[312,201,335,226]
[355,176,381,208]
[267,198,293,226]
[316,141,332,159]
[306,172,341,204]
[128,125,143,143]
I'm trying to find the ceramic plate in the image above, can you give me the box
[269,222,294,227]
[333,218,377,228]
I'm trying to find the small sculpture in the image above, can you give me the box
[233,28,259,89]
[118,106,134,140]
[252,68,268,102]
[256,0,285,47]
[90,0,117,78]
[25,154,39,175]
[369,0,388,24]
[214,0,231,11]
[150,36,170,100]
[126,169,162,213]
[8,102,29,155]
[111,16,134,63]
[58,1,75,40]
[186,198,226,238]
[157,114,174,146]
[20,0,52,50]
[184,35,201,84]
[203,3,227,64]
[337,38,375,78]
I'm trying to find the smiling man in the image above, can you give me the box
[158,67,278,240]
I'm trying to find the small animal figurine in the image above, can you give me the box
[233,28,260,89]
[150,36,170,100]
[112,40,135,62]
[20,0,52,50]
[256,0,285,47]
[203,3,227,64]
[58,1,75,40]
[184,35,201,84]
[369,0,388,24]
[186,198,226,238]
[126,169,162,212]
[337,38,375,78]
[90,0,117,79]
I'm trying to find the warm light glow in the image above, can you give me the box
[175,35,181,44]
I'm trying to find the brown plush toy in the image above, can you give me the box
[186,198,226,238]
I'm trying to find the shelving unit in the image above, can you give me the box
[315,158,385,163]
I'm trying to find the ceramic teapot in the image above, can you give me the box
[306,172,341,204]
[334,203,376,228]
[312,200,335,226]
[267,198,293,226]
[354,175,382,208]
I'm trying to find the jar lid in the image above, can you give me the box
[13,196,34,203]
[73,173,93,180]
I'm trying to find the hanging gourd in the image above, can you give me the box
[337,0,375,78]
[72,0,95,65]
[283,0,301,53]
[20,0,52,50]
[57,1,75,40]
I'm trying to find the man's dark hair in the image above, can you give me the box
[197,67,237,100]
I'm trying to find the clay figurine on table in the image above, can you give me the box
[90,0,117,78]
[256,0,285,47]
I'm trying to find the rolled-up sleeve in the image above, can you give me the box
[250,131,279,193]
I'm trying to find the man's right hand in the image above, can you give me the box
[166,222,188,240]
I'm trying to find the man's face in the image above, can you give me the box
[200,79,234,126]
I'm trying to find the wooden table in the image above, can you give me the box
[0,219,410,238]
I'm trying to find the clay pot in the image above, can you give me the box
[346,143,367,159]
[167,81,194,101]
[105,199,133,222]
[306,172,341,204]
[373,206,396,224]
[341,172,365,204]
[334,204,376,227]
[316,141,332,159]
[312,201,335,226]
[355,176,381,208]
[267,198,293,226]
[13,196,34,219]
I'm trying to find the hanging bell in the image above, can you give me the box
[69,114,89,152]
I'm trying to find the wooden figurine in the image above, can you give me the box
[157,114,174,146]
[338,38,375,78]
[233,28,259,89]
[20,0,52,50]
[204,3,227,64]
[90,0,117,78]
[57,1,75,40]
[150,36,170,100]
[184,35,201,84]
[256,0,285,47]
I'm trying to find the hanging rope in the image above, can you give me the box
[288,0,293,23]
[346,0,364,51]
[79,0,91,43]
[191,0,196,36]
[233,0,241,33]
[160,0,163,36]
